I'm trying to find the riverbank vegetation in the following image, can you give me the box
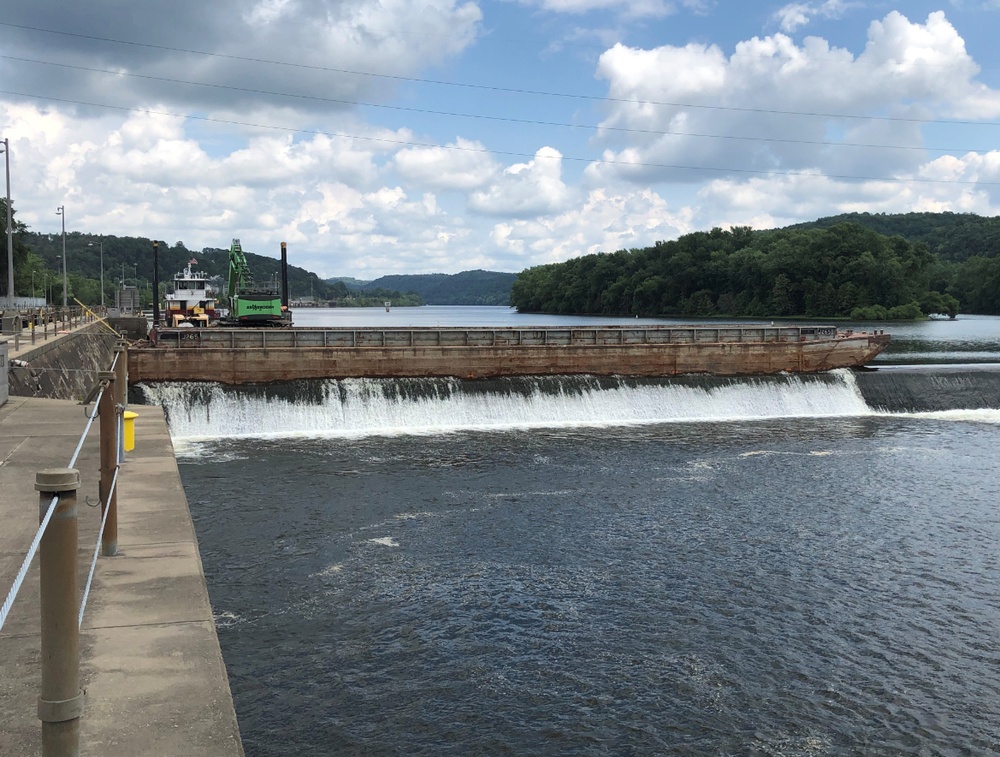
[511,222,968,319]
[347,270,518,305]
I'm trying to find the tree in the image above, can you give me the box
[769,274,794,316]
[510,221,956,319]
[0,198,30,298]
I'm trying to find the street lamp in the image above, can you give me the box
[55,205,66,307]
[31,269,35,299]
[1,137,12,309]
[88,239,104,306]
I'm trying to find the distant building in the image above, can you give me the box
[116,286,140,315]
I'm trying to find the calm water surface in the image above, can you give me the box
[165,308,1000,755]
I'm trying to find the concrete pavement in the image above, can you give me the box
[0,391,244,755]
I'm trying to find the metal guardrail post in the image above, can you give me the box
[114,342,127,463]
[99,370,119,557]
[35,468,85,757]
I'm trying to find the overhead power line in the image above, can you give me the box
[0,20,997,126]
[2,54,987,154]
[1,88,997,187]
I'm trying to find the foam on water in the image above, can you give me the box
[899,408,1000,424]
[139,370,876,441]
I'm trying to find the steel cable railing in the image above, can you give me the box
[0,346,123,631]
[79,465,120,629]
[0,491,61,631]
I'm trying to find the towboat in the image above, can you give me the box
[163,260,218,324]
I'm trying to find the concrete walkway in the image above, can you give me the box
[0,392,244,755]
[3,317,92,361]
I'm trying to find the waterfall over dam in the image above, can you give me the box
[134,367,1000,441]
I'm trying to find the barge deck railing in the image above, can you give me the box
[151,324,844,349]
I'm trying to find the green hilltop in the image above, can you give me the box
[508,214,1000,319]
[332,270,517,306]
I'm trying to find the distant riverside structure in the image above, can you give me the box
[115,285,140,315]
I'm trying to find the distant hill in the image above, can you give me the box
[327,270,517,305]
[328,276,370,289]
[788,212,1000,262]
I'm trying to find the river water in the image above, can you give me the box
[142,308,1000,756]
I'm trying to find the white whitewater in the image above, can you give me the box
[140,370,877,441]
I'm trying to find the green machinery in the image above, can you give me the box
[222,238,289,326]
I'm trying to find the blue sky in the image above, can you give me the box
[1,1,1000,279]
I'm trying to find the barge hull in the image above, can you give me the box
[128,326,890,385]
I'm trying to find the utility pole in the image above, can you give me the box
[55,205,66,307]
[2,138,13,308]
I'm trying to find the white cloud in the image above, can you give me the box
[2,0,483,115]
[488,187,692,267]
[693,153,1000,230]
[468,147,571,217]
[392,139,499,190]
[773,1,849,33]
[590,11,1000,187]
[516,0,673,19]
[243,0,295,27]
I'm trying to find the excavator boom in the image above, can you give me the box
[222,238,287,326]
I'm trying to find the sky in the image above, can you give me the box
[1,1,1000,280]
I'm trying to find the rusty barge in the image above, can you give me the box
[127,324,890,385]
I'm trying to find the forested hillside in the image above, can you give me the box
[511,223,960,320]
[330,270,517,305]
[9,226,420,307]
[789,212,1000,313]
[791,212,1000,262]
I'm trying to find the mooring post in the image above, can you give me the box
[98,370,119,556]
[35,468,84,757]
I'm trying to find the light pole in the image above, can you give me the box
[88,239,104,306]
[55,205,66,307]
[1,137,12,309]
[43,271,48,305]
[31,269,35,299]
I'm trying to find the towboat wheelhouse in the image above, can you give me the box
[164,260,218,326]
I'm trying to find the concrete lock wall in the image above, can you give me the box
[7,325,121,400]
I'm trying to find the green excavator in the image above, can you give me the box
[221,238,290,326]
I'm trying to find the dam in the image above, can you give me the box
[132,366,1000,440]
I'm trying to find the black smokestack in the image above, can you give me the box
[152,240,160,326]
[280,241,288,308]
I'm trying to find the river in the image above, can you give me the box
[140,308,1000,755]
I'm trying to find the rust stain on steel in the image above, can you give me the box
[127,326,890,385]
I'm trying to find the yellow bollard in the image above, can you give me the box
[123,411,138,452]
